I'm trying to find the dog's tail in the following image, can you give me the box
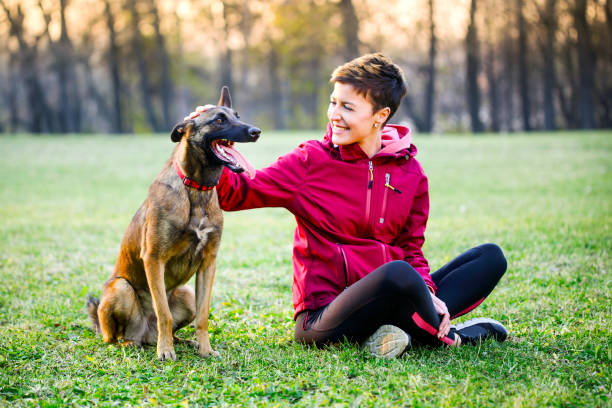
[87,294,101,334]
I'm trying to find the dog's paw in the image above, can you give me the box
[183,339,200,349]
[199,348,220,358]
[157,346,177,361]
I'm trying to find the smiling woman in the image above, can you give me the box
[188,53,509,359]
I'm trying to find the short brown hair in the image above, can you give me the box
[330,53,407,124]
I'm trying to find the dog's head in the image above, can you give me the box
[170,87,260,175]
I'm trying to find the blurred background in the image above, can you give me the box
[1,0,611,134]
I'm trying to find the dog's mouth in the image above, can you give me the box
[210,138,256,178]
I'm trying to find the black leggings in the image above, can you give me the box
[294,243,507,347]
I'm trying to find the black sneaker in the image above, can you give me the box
[450,318,508,345]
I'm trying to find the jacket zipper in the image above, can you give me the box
[364,161,373,231]
[379,173,402,224]
[337,244,349,288]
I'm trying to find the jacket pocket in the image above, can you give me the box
[379,242,390,263]
[335,242,390,286]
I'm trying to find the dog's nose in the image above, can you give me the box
[248,127,261,141]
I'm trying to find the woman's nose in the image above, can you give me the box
[328,104,341,121]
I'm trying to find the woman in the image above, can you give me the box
[189,53,507,358]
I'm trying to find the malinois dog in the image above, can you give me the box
[88,87,260,360]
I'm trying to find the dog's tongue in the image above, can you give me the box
[223,145,256,179]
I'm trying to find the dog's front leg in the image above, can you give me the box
[143,255,176,361]
[195,256,219,357]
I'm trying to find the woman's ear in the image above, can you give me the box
[170,120,194,143]
[375,107,391,126]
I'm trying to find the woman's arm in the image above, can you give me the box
[216,143,309,212]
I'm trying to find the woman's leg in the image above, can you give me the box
[431,243,507,319]
[294,260,455,348]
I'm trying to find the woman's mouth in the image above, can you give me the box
[332,123,349,133]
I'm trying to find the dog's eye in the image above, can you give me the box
[235,112,240,119]
[216,117,225,125]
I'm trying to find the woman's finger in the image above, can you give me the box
[438,313,450,338]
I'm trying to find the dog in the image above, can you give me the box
[88,86,260,360]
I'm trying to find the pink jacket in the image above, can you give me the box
[217,124,433,319]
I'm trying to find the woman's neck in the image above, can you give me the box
[358,131,382,158]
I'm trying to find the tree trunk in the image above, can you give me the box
[542,0,557,130]
[339,0,360,60]
[483,3,499,132]
[104,0,124,133]
[219,1,234,92]
[485,43,500,132]
[572,0,596,129]
[517,0,531,131]
[58,0,81,132]
[128,0,161,132]
[466,0,483,133]
[238,3,254,108]
[1,2,55,132]
[423,0,436,133]
[605,0,612,39]
[7,52,19,132]
[558,39,579,128]
[151,0,174,129]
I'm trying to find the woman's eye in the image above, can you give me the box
[329,100,336,106]
[343,105,353,111]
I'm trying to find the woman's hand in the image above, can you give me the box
[430,292,451,339]
[183,104,216,121]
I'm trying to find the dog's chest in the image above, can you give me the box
[165,199,222,286]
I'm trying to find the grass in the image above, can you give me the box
[0,130,610,407]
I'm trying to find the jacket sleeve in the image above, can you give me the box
[216,143,309,212]
[394,173,435,293]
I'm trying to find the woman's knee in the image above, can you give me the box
[479,243,507,277]
[380,260,425,295]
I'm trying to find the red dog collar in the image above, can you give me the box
[173,161,216,191]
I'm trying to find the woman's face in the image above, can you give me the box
[327,82,387,152]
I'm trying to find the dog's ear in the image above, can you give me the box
[170,120,194,143]
[218,86,232,108]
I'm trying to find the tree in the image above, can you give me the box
[466,0,484,132]
[517,0,532,131]
[151,0,174,129]
[339,0,360,60]
[423,0,437,133]
[127,0,161,132]
[572,0,596,129]
[39,0,82,133]
[483,0,500,132]
[103,0,124,133]
[537,0,558,130]
[1,1,55,133]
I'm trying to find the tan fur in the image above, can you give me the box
[88,87,257,360]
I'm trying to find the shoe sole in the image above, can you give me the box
[363,325,410,359]
[454,317,504,331]
[454,317,508,343]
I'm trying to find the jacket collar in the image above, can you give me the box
[323,122,415,162]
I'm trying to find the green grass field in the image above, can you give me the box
[0,131,610,407]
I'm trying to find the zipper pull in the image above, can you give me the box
[385,173,402,194]
[368,161,373,189]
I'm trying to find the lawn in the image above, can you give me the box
[0,130,610,407]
